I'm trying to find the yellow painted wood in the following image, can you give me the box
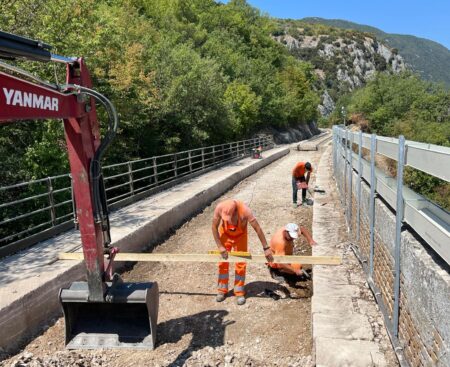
[58,252,342,265]
[207,250,251,257]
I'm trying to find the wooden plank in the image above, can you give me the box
[208,250,251,257]
[59,252,342,265]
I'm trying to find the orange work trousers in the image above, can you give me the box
[217,233,247,297]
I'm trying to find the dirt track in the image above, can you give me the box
[2,146,324,367]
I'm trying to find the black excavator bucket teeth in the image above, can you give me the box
[59,281,159,349]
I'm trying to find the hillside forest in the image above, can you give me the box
[0,0,320,185]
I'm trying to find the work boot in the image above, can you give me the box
[216,293,226,302]
[292,202,298,208]
[236,296,246,305]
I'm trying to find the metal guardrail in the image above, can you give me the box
[332,125,450,366]
[333,126,450,265]
[0,136,274,257]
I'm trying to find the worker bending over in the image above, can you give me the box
[212,199,274,305]
[268,223,316,283]
[292,161,313,207]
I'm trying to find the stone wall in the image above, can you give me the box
[263,121,321,144]
[336,166,450,367]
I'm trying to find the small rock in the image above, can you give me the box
[22,352,34,362]
[224,355,233,363]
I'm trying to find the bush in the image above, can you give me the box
[335,71,450,209]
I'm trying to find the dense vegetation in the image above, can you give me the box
[302,17,450,87]
[329,72,450,209]
[0,0,320,186]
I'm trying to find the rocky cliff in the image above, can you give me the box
[273,21,407,116]
[263,121,321,144]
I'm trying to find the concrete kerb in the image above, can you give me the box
[0,146,289,355]
[312,145,387,367]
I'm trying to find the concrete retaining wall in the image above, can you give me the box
[342,167,450,367]
[0,147,289,355]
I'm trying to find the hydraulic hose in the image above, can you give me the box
[61,84,119,243]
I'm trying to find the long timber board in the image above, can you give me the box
[59,252,341,265]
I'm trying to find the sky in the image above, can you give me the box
[218,0,450,49]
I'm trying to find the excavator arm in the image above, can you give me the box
[0,30,158,349]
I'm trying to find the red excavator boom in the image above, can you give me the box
[0,30,158,349]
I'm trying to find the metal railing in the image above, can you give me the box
[0,136,274,257]
[332,125,450,366]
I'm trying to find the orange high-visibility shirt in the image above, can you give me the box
[268,227,301,271]
[292,162,313,178]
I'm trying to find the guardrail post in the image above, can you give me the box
[212,146,216,164]
[188,151,193,172]
[356,131,363,245]
[369,133,376,278]
[344,129,348,207]
[127,162,134,195]
[393,135,405,337]
[47,177,56,226]
[348,131,353,231]
[335,128,339,191]
[201,148,205,169]
[338,128,343,196]
[152,158,158,185]
[335,128,341,187]
[173,154,178,177]
[332,128,336,176]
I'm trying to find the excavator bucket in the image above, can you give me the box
[59,281,159,349]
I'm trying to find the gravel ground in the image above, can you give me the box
[1,147,322,367]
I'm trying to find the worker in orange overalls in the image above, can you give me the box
[267,223,317,284]
[292,161,313,207]
[212,199,274,305]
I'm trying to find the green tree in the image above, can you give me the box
[224,81,261,135]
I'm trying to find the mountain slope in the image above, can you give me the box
[274,19,406,116]
[302,17,450,87]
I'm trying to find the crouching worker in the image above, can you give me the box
[268,223,317,289]
[212,199,274,305]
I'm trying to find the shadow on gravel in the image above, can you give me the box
[157,310,234,367]
[159,291,216,297]
[245,280,312,299]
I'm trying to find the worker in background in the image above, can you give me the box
[292,161,313,207]
[212,199,274,305]
[252,145,263,159]
[267,223,317,284]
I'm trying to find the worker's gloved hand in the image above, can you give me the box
[219,246,228,260]
[264,248,274,262]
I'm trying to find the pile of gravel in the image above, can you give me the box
[4,351,110,367]
[182,345,313,367]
